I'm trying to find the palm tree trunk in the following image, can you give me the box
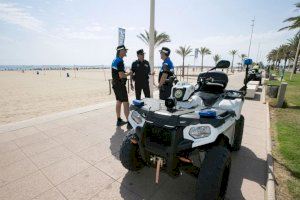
[231,56,235,72]
[282,58,288,81]
[241,58,244,71]
[290,37,300,79]
[182,57,185,80]
[201,55,204,72]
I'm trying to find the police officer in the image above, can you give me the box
[111,45,132,127]
[130,49,154,100]
[158,47,174,100]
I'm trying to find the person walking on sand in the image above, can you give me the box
[130,49,154,100]
[111,45,132,127]
[158,47,174,100]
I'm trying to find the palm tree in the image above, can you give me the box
[213,54,221,65]
[176,45,193,78]
[199,47,211,71]
[137,30,171,48]
[287,34,300,59]
[239,54,247,71]
[279,2,300,78]
[279,3,300,32]
[229,50,238,73]
[267,49,278,68]
[278,44,293,80]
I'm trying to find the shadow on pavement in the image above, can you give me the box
[117,145,266,200]
[227,146,267,200]
[109,126,130,160]
[253,93,261,101]
[245,93,261,102]
[257,87,263,93]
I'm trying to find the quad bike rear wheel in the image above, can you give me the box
[196,146,231,200]
[119,133,144,171]
[232,115,245,151]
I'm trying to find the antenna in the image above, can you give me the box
[247,17,255,58]
[256,42,261,62]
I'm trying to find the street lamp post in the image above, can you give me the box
[149,0,155,97]
[247,17,255,58]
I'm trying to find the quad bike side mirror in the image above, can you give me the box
[208,60,230,71]
[216,60,230,69]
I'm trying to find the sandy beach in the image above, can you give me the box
[0,67,226,125]
[0,69,118,125]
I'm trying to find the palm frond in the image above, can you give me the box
[137,30,171,48]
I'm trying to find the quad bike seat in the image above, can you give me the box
[197,71,228,94]
[196,71,228,106]
[195,91,221,106]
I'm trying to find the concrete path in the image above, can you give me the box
[0,73,267,200]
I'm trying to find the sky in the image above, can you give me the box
[0,0,299,67]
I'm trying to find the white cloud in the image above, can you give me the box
[0,35,15,43]
[193,31,288,48]
[85,25,103,32]
[187,30,294,64]
[63,31,112,40]
[0,3,44,32]
[55,24,112,40]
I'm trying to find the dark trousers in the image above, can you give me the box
[159,84,172,100]
[135,83,150,100]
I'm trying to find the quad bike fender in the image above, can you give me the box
[217,98,244,120]
[183,116,236,148]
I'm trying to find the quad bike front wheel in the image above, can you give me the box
[232,115,245,151]
[119,133,144,171]
[196,146,231,200]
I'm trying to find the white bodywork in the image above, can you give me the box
[172,82,195,101]
[128,81,244,148]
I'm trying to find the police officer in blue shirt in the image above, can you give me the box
[111,45,132,127]
[158,47,174,100]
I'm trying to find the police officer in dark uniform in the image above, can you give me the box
[158,47,174,100]
[111,45,132,126]
[130,49,154,100]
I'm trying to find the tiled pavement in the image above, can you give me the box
[0,75,268,200]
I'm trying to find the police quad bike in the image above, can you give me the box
[248,65,262,85]
[120,59,253,200]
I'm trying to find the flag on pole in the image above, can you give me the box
[118,28,126,46]
[195,48,199,59]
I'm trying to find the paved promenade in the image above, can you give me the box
[0,73,268,200]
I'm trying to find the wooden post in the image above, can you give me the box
[276,82,288,108]
[108,79,112,95]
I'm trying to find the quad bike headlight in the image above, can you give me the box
[174,89,184,99]
[188,126,211,139]
[131,111,143,124]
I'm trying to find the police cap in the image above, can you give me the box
[159,47,171,56]
[137,49,145,55]
[116,45,128,51]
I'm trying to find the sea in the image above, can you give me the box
[0,65,110,71]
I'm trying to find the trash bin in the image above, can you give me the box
[267,85,279,98]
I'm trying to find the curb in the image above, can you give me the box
[266,102,276,200]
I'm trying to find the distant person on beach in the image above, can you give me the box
[111,45,132,127]
[130,49,154,100]
[158,47,174,100]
